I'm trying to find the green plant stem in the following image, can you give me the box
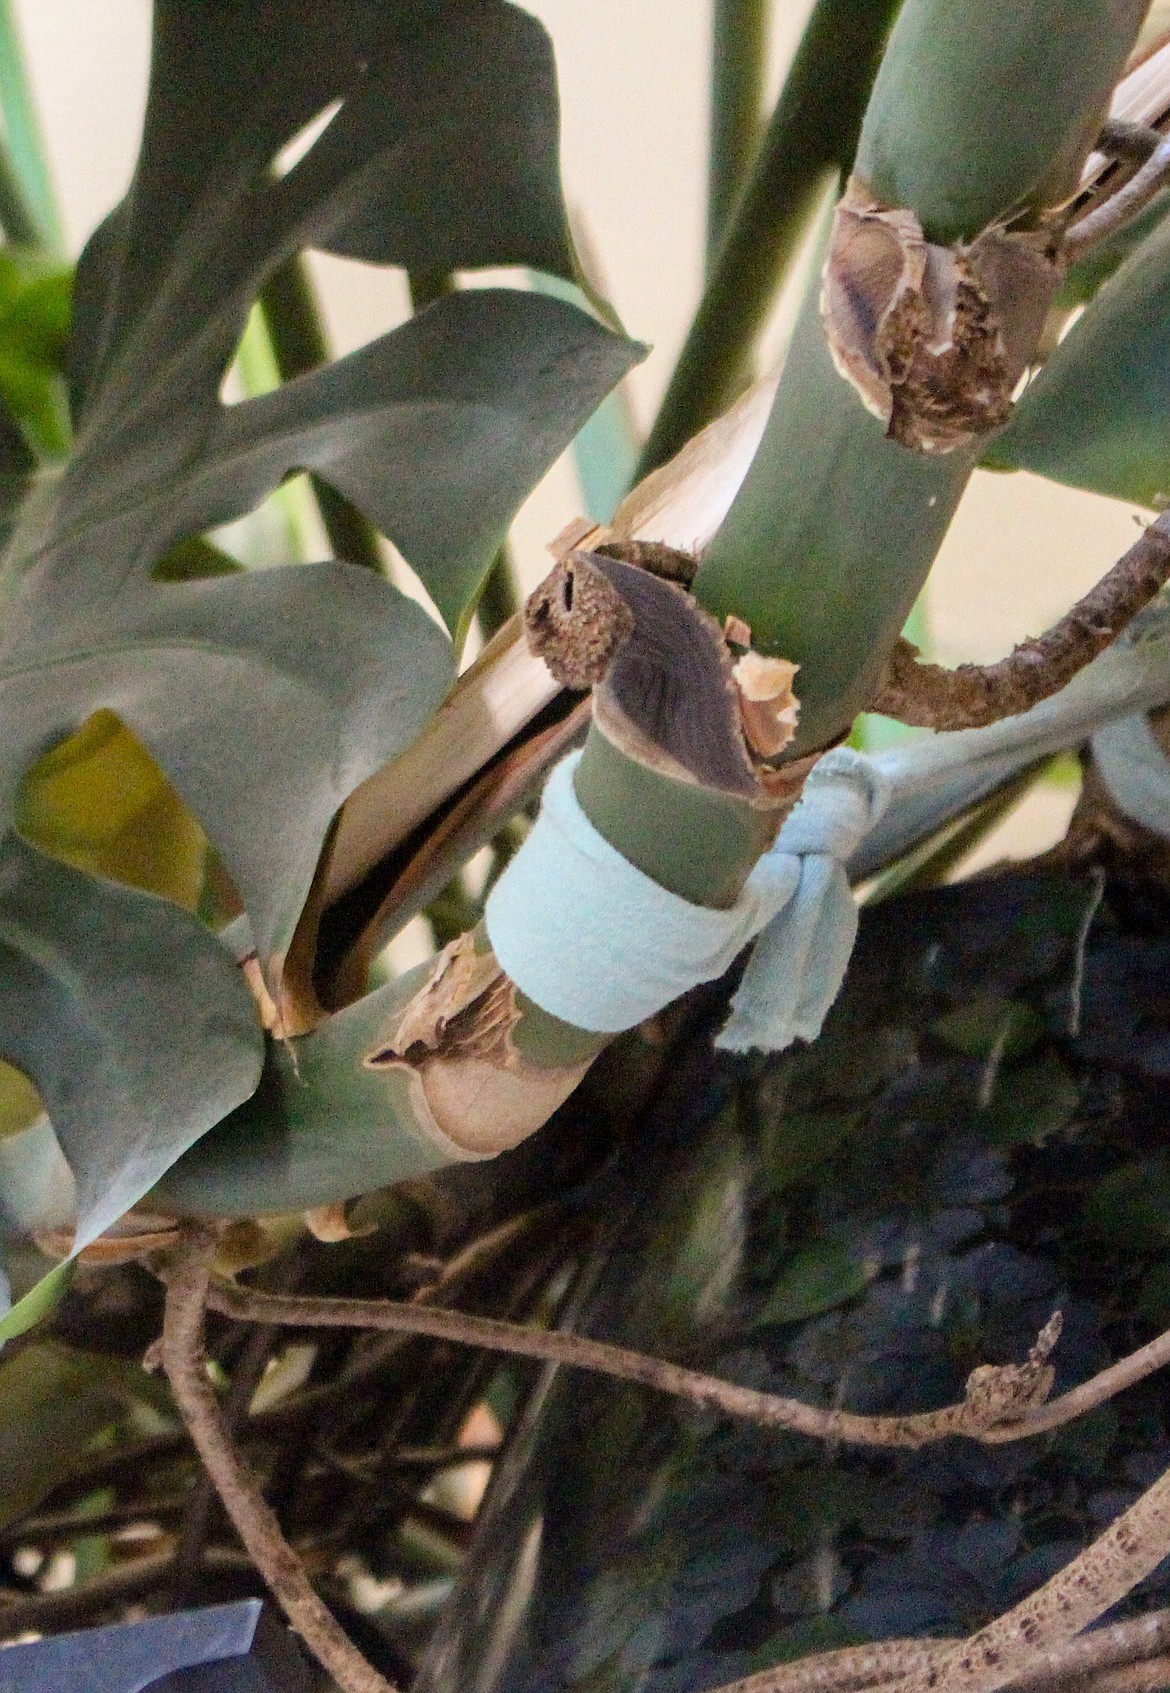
[0,0,62,252]
[861,763,1048,904]
[573,725,774,906]
[697,0,1151,754]
[706,0,769,269]
[696,271,971,749]
[855,0,1151,240]
[0,132,37,247]
[257,257,385,573]
[638,0,902,477]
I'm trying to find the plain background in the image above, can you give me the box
[15,0,1157,868]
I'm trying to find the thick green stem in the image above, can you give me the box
[697,0,1150,755]
[706,0,769,269]
[856,0,1151,240]
[257,257,385,573]
[638,0,902,478]
[696,272,971,751]
[154,935,606,1219]
[573,724,774,908]
[0,0,62,253]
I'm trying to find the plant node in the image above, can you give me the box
[821,175,1059,452]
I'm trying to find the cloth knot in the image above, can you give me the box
[770,746,891,858]
[719,747,892,1052]
[484,746,888,1048]
[485,596,1170,1059]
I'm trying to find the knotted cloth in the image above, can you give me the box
[485,749,889,1050]
[486,596,1170,1055]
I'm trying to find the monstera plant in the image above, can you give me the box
[7,3,1170,1692]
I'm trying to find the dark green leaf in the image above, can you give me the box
[755,1241,868,1326]
[422,870,1170,1693]
[749,1616,868,1669]
[70,0,573,413]
[0,1341,125,1528]
[978,1054,1080,1146]
[0,565,454,970]
[0,834,262,1247]
[932,995,1046,1061]
[762,1108,863,1194]
[1085,1153,1170,1252]
[46,0,639,632]
[176,290,643,633]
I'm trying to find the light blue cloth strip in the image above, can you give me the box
[717,752,890,1049]
[486,595,1170,1054]
[487,752,798,1032]
[485,747,889,1045]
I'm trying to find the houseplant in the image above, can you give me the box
[5,3,1170,1691]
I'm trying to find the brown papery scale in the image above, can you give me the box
[821,175,1061,452]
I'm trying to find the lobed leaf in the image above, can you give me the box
[68,0,575,417]
[0,0,629,1276]
[0,565,455,972]
[171,289,642,634]
[0,835,262,1249]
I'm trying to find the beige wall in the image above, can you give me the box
[15,0,1151,866]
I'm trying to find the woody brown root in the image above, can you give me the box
[710,1606,1170,1693]
[182,1276,1170,1693]
[873,512,1170,729]
[882,1447,1170,1693]
[204,1279,1072,1451]
[159,1223,395,1693]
